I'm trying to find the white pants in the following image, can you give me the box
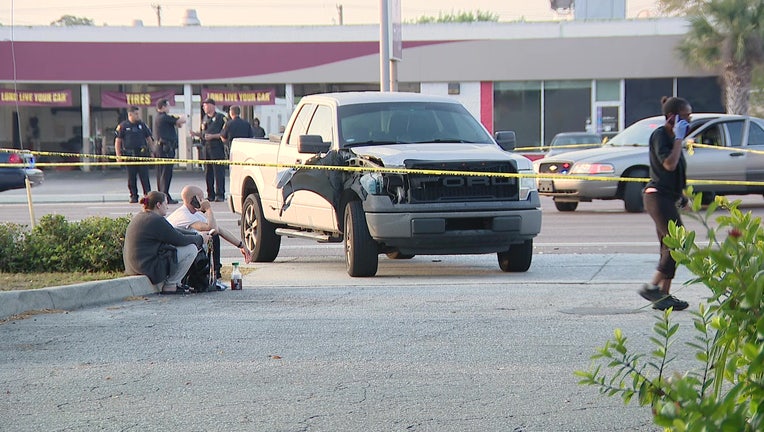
[165,244,199,287]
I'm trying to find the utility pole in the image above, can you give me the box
[336,4,344,25]
[151,4,162,27]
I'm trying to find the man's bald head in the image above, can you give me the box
[181,185,204,205]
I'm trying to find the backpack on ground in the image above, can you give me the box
[182,246,215,293]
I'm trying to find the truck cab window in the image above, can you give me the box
[306,105,333,145]
[287,104,316,147]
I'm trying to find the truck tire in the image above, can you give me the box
[497,239,533,272]
[344,200,379,277]
[623,169,647,213]
[242,193,281,262]
[386,251,415,260]
[554,201,578,212]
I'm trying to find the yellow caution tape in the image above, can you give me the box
[3,147,764,187]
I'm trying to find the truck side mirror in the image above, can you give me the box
[298,135,331,154]
[494,131,516,151]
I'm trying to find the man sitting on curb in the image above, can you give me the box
[166,185,252,290]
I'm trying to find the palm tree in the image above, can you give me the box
[660,0,764,114]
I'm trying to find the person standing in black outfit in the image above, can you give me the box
[115,106,154,203]
[153,98,186,204]
[221,105,254,145]
[191,98,227,202]
[638,96,692,311]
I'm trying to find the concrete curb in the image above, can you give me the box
[0,276,156,320]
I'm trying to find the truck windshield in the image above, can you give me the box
[338,102,493,147]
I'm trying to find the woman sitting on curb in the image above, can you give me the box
[123,191,208,294]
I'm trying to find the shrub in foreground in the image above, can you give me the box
[576,193,764,431]
[0,214,129,273]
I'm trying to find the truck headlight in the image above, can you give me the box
[519,169,536,200]
[360,173,384,195]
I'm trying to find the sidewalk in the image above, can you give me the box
[0,253,700,320]
[0,167,209,204]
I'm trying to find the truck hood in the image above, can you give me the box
[348,143,534,171]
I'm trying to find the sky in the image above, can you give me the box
[2,0,662,27]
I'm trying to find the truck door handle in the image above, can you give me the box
[729,152,745,157]
[295,159,302,164]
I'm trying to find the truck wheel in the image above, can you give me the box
[554,201,578,212]
[344,200,378,277]
[386,251,415,260]
[242,193,281,262]
[497,239,533,272]
[623,169,647,213]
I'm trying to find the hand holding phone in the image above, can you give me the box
[673,115,689,140]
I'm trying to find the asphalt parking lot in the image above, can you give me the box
[0,168,711,431]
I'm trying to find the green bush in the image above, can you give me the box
[0,214,130,273]
[576,193,764,431]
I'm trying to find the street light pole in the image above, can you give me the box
[379,0,390,92]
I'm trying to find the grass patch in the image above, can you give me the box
[0,271,124,291]
[0,265,256,291]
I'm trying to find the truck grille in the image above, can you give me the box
[405,160,518,203]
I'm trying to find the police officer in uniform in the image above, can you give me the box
[154,98,186,204]
[191,98,227,202]
[115,106,154,203]
[221,105,253,145]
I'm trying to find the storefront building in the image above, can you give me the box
[0,18,721,163]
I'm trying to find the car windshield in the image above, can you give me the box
[606,117,665,147]
[338,102,493,147]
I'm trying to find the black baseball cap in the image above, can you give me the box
[203,98,216,105]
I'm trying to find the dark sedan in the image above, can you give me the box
[0,149,44,192]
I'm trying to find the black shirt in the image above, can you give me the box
[221,117,254,142]
[202,112,225,147]
[646,125,686,199]
[115,120,152,152]
[154,111,180,143]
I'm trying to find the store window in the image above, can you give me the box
[494,81,541,151]
[624,78,673,126]
[596,80,620,102]
[543,80,591,146]
[677,77,723,113]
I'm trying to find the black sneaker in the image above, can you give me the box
[638,283,663,302]
[652,295,689,311]
[167,198,179,205]
[129,197,138,204]
[214,196,226,202]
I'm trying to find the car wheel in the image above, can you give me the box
[241,193,281,262]
[344,200,379,277]
[623,169,648,213]
[386,251,415,260]
[497,239,533,272]
[554,201,578,212]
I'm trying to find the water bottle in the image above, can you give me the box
[230,262,242,290]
